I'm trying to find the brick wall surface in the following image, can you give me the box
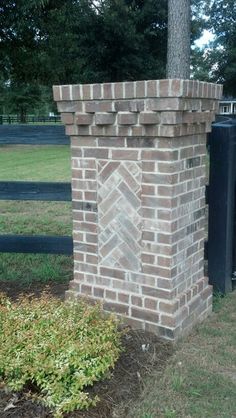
[54,79,222,340]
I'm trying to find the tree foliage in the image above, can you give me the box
[0,0,170,115]
[192,0,236,96]
[2,0,234,116]
[0,0,168,85]
[207,0,236,95]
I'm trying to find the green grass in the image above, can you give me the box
[128,291,236,418]
[0,145,71,181]
[0,145,73,285]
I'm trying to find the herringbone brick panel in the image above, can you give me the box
[98,160,142,272]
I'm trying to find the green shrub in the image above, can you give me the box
[0,292,122,417]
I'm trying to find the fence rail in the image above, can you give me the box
[0,125,68,145]
[0,181,72,201]
[0,115,61,124]
[0,235,73,255]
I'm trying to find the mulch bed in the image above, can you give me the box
[0,280,173,418]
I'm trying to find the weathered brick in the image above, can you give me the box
[159,301,179,314]
[146,80,158,97]
[53,85,61,101]
[92,84,102,100]
[105,290,117,300]
[103,301,129,315]
[81,284,92,296]
[144,298,157,310]
[159,79,170,96]
[131,295,143,307]
[136,80,146,98]
[114,82,124,99]
[131,307,159,323]
[117,112,137,125]
[125,82,135,98]
[95,112,115,125]
[61,85,71,100]
[139,111,160,125]
[103,83,113,99]
[161,111,183,124]
[75,113,93,125]
[82,84,91,100]
[118,293,129,304]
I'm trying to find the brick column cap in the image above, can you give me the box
[53,79,223,102]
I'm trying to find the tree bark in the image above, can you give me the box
[167,0,191,79]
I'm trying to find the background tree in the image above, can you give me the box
[167,0,191,79]
[190,0,236,96]
[0,0,213,117]
[206,0,236,95]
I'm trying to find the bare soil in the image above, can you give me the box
[0,280,173,418]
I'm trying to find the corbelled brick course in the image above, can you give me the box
[54,79,222,340]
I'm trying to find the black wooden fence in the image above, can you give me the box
[0,115,61,124]
[0,125,73,255]
[1,123,236,293]
[207,119,236,293]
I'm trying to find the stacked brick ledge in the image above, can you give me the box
[54,79,222,340]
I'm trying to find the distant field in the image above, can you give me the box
[0,145,73,284]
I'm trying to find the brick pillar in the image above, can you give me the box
[53,79,222,340]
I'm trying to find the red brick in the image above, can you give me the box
[95,113,115,125]
[131,295,143,307]
[146,80,158,97]
[159,79,170,97]
[61,85,71,100]
[103,301,129,315]
[142,286,173,300]
[60,112,73,124]
[144,298,157,310]
[159,301,179,314]
[53,85,61,101]
[118,293,129,304]
[93,287,104,298]
[111,149,139,160]
[160,314,176,327]
[114,83,124,99]
[103,83,113,99]
[75,113,93,125]
[136,81,145,98]
[93,84,102,99]
[86,254,98,264]
[118,112,137,125]
[82,84,91,100]
[100,267,125,280]
[125,82,135,98]
[71,85,82,100]
[81,284,92,296]
[105,290,117,300]
[170,79,182,97]
[131,307,159,323]
[139,111,160,125]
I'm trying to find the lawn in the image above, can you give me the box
[128,291,236,418]
[0,145,73,284]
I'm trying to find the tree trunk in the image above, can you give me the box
[167,0,191,79]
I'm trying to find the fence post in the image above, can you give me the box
[54,80,222,340]
[208,123,236,293]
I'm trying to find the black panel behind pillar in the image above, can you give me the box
[232,123,236,289]
[208,123,236,293]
